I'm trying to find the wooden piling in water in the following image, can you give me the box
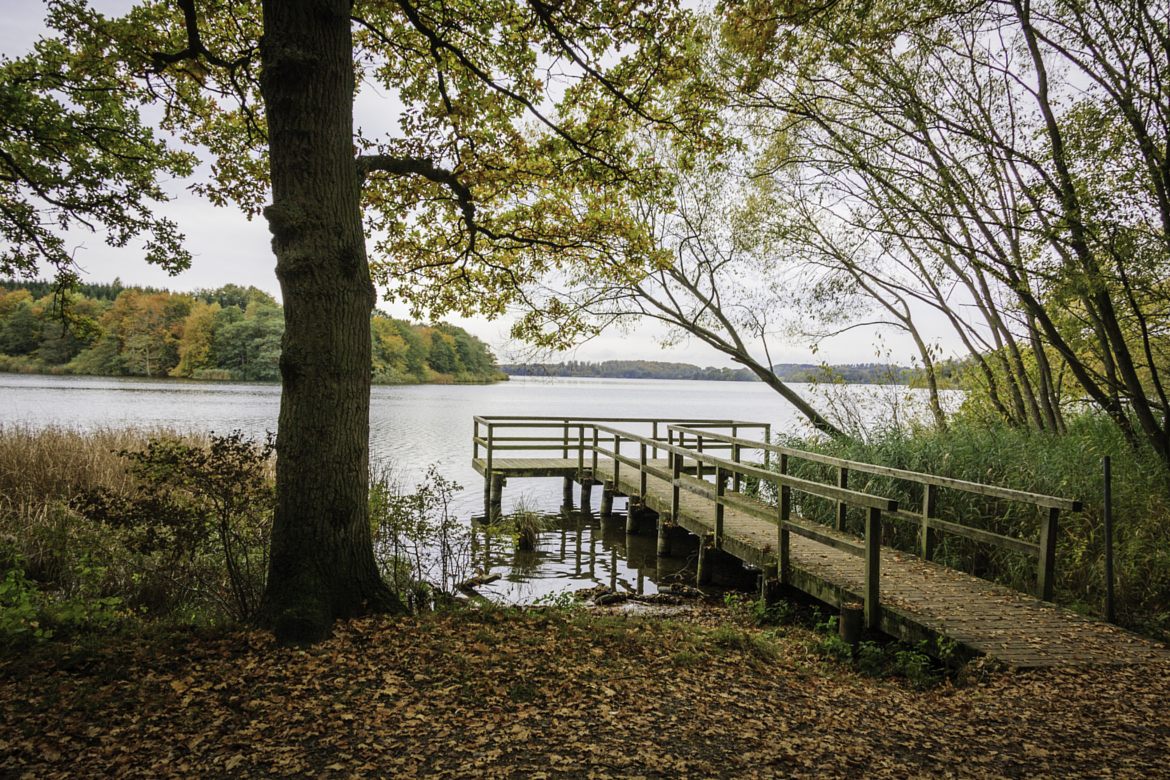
[600,482,614,516]
[697,533,714,584]
[656,513,672,557]
[562,476,574,511]
[626,500,641,535]
[580,479,593,512]
[488,472,505,520]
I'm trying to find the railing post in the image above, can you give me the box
[1037,507,1060,602]
[473,419,479,461]
[778,453,790,584]
[613,433,621,488]
[562,419,569,460]
[671,446,682,522]
[920,483,939,561]
[577,424,585,477]
[732,442,742,493]
[715,465,726,549]
[695,434,704,481]
[865,506,882,628]
[836,466,849,532]
[591,427,599,476]
[639,442,648,501]
[764,424,771,469]
[652,421,659,459]
[486,423,494,475]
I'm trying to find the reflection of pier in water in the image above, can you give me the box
[470,496,754,600]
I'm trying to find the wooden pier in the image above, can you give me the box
[473,416,1170,668]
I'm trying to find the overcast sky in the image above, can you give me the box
[2,0,953,369]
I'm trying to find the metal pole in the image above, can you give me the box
[1104,455,1115,624]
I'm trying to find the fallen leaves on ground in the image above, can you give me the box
[1,605,1167,779]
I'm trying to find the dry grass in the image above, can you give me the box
[0,425,273,611]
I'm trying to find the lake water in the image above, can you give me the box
[0,373,950,601]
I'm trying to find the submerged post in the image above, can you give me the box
[580,478,593,514]
[489,472,505,520]
[562,476,574,511]
[600,481,614,516]
[626,500,641,535]
[657,513,672,557]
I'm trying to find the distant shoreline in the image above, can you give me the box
[500,360,918,385]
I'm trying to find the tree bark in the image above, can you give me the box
[258,0,405,644]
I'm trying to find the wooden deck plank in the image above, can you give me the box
[475,457,1170,668]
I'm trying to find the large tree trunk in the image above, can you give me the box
[259,0,405,644]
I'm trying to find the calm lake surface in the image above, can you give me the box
[0,373,944,601]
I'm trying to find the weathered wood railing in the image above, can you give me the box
[472,416,770,480]
[588,423,898,627]
[669,425,1083,602]
[473,416,896,626]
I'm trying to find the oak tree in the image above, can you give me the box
[27,0,712,642]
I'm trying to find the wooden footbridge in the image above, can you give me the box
[473,416,1170,668]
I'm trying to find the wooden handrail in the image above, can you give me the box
[669,424,1079,601]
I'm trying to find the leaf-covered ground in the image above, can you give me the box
[1,605,1167,779]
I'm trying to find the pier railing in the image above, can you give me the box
[588,422,897,626]
[669,425,1083,602]
[473,416,896,625]
[472,416,771,480]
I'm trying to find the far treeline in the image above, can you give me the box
[0,280,504,384]
[501,360,929,384]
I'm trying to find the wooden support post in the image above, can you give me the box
[864,506,882,628]
[613,433,621,487]
[732,443,742,493]
[760,563,780,607]
[778,454,790,584]
[580,479,593,513]
[671,447,682,521]
[839,604,863,645]
[562,419,569,460]
[835,466,849,532]
[639,442,648,501]
[697,533,714,585]
[577,425,585,475]
[563,476,574,511]
[600,481,614,516]
[626,500,641,535]
[1037,507,1060,602]
[652,421,659,459]
[591,427,599,477]
[489,472,505,521]
[695,435,704,481]
[920,483,940,561]
[657,513,672,557]
[715,465,726,549]
[485,423,494,481]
